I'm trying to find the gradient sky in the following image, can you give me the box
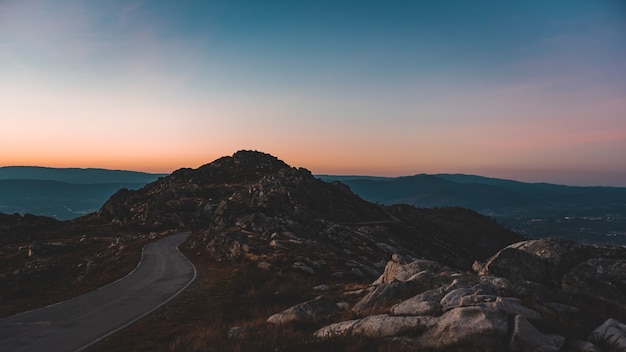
[1,1,625,186]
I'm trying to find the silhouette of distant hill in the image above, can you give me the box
[2,165,625,244]
[0,167,166,220]
[318,174,626,245]
[0,166,166,184]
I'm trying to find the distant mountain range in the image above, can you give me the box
[317,174,626,212]
[1,166,625,244]
[0,167,166,220]
[318,174,626,245]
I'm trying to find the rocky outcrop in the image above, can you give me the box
[267,295,338,325]
[87,151,522,278]
[373,257,440,285]
[473,246,547,282]
[562,258,626,306]
[291,248,626,351]
[475,238,626,284]
[413,306,509,351]
[475,238,626,319]
[314,314,435,339]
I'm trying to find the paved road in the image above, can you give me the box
[0,232,196,352]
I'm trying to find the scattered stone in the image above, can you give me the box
[439,287,475,311]
[292,262,314,274]
[343,288,366,296]
[228,326,254,339]
[589,318,626,351]
[336,302,350,310]
[314,284,331,292]
[391,253,410,263]
[257,261,271,270]
[269,239,280,247]
[267,296,337,325]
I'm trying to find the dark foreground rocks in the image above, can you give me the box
[266,238,626,351]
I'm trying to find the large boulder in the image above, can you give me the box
[562,258,626,306]
[589,318,626,351]
[413,306,509,352]
[267,295,338,325]
[509,314,565,352]
[474,238,598,286]
[391,287,446,316]
[373,257,440,285]
[348,314,435,338]
[314,314,435,339]
[475,246,547,283]
[512,238,590,285]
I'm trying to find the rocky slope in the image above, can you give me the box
[296,238,626,351]
[3,150,625,350]
[94,150,522,273]
[0,212,156,316]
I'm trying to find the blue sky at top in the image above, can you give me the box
[1,0,625,185]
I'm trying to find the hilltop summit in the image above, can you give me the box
[93,150,521,271]
[97,150,390,230]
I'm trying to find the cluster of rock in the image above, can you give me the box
[266,238,626,351]
[96,151,391,230]
[93,151,521,278]
[0,229,157,311]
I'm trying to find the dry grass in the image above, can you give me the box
[89,246,412,352]
[0,234,147,317]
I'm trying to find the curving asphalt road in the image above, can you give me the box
[0,232,196,352]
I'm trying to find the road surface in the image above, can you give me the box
[0,232,196,352]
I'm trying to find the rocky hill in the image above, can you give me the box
[94,150,522,271]
[2,150,625,351]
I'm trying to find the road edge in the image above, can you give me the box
[75,232,197,352]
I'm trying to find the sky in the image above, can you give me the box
[1,0,625,186]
